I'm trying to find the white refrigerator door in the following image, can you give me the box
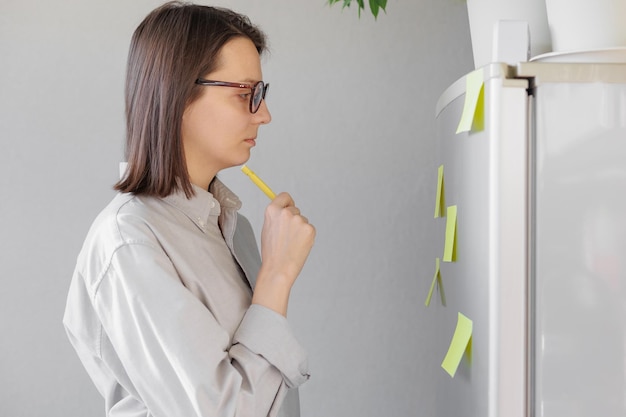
[434,64,528,417]
[528,63,626,417]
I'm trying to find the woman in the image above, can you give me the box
[63,2,316,416]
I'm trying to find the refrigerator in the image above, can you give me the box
[432,60,626,417]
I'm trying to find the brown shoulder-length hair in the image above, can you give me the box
[114,1,267,198]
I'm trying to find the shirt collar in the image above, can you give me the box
[210,178,243,211]
[162,178,242,232]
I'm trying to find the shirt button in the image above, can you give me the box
[210,201,216,208]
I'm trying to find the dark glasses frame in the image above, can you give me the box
[195,78,269,114]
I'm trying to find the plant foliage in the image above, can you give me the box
[327,0,388,19]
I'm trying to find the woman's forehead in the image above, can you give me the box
[209,37,263,81]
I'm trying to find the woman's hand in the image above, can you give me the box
[252,192,316,316]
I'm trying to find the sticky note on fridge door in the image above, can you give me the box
[425,258,445,306]
[434,165,445,218]
[456,68,485,134]
[443,205,457,262]
[441,312,473,377]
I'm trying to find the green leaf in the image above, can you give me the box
[373,0,387,17]
[326,0,347,8]
[327,0,386,18]
[369,0,379,18]
[355,0,364,17]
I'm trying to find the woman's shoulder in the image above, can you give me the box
[73,192,177,298]
[92,193,156,241]
[77,194,164,268]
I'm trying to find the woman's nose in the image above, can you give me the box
[254,99,271,124]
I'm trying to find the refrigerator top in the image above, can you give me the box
[516,62,626,85]
[436,62,626,118]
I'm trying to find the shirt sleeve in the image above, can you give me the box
[92,241,308,417]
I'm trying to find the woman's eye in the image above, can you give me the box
[239,92,251,99]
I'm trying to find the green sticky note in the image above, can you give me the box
[441,312,473,377]
[434,165,445,218]
[443,205,457,262]
[425,258,445,307]
[456,69,485,134]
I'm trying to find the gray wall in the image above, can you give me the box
[0,0,472,416]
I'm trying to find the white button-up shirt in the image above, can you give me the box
[63,179,309,417]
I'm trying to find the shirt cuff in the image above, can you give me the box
[233,304,310,388]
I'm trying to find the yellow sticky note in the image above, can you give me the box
[434,165,445,218]
[456,69,485,134]
[438,268,445,306]
[425,258,439,306]
[425,258,445,307]
[443,205,457,262]
[441,312,473,377]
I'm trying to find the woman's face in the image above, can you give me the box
[182,36,271,189]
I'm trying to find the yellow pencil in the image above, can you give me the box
[241,165,276,200]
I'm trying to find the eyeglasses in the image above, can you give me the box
[195,78,269,114]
